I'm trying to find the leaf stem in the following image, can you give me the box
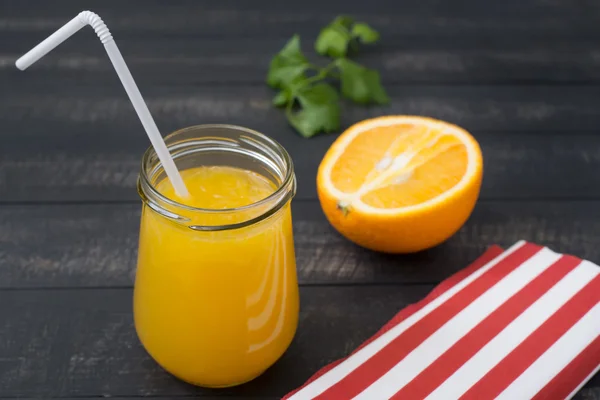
[321,61,339,78]
[291,63,335,93]
[302,74,325,86]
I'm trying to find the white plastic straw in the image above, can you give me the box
[16,10,190,198]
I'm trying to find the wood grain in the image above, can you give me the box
[1,200,600,288]
[7,84,600,133]
[0,286,420,398]
[0,286,596,398]
[1,0,599,39]
[3,84,600,202]
[3,130,600,202]
[5,36,600,85]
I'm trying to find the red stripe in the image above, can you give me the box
[460,273,600,400]
[531,335,600,400]
[282,246,504,400]
[390,255,582,400]
[353,246,506,354]
[314,243,542,400]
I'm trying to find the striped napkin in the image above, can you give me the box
[284,241,600,400]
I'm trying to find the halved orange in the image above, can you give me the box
[317,116,483,253]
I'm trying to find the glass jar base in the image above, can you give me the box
[170,369,268,389]
[137,331,272,389]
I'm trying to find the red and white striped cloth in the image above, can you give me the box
[284,241,600,400]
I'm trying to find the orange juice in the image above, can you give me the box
[134,165,299,387]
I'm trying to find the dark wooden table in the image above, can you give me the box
[1,0,599,398]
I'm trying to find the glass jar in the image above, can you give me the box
[134,125,299,388]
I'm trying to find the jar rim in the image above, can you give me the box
[138,124,295,216]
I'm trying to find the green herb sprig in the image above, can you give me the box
[266,16,389,138]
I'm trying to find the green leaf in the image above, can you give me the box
[315,26,351,58]
[265,16,389,138]
[267,64,307,88]
[279,34,307,61]
[337,58,390,105]
[333,15,354,29]
[267,35,309,88]
[287,83,340,137]
[351,23,380,44]
[272,91,290,107]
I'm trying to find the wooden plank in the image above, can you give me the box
[6,85,600,134]
[5,36,600,85]
[2,85,600,202]
[8,84,600,133]
[3,129,600,202]
[576,389,600,400]
[2,200,600,288]
[1,0,599,39]
[53,398,276,400]
[59,398,277,400]
[0,286,419,397]
[0,286,596,398]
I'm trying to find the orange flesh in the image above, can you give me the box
[329,123,468,208]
